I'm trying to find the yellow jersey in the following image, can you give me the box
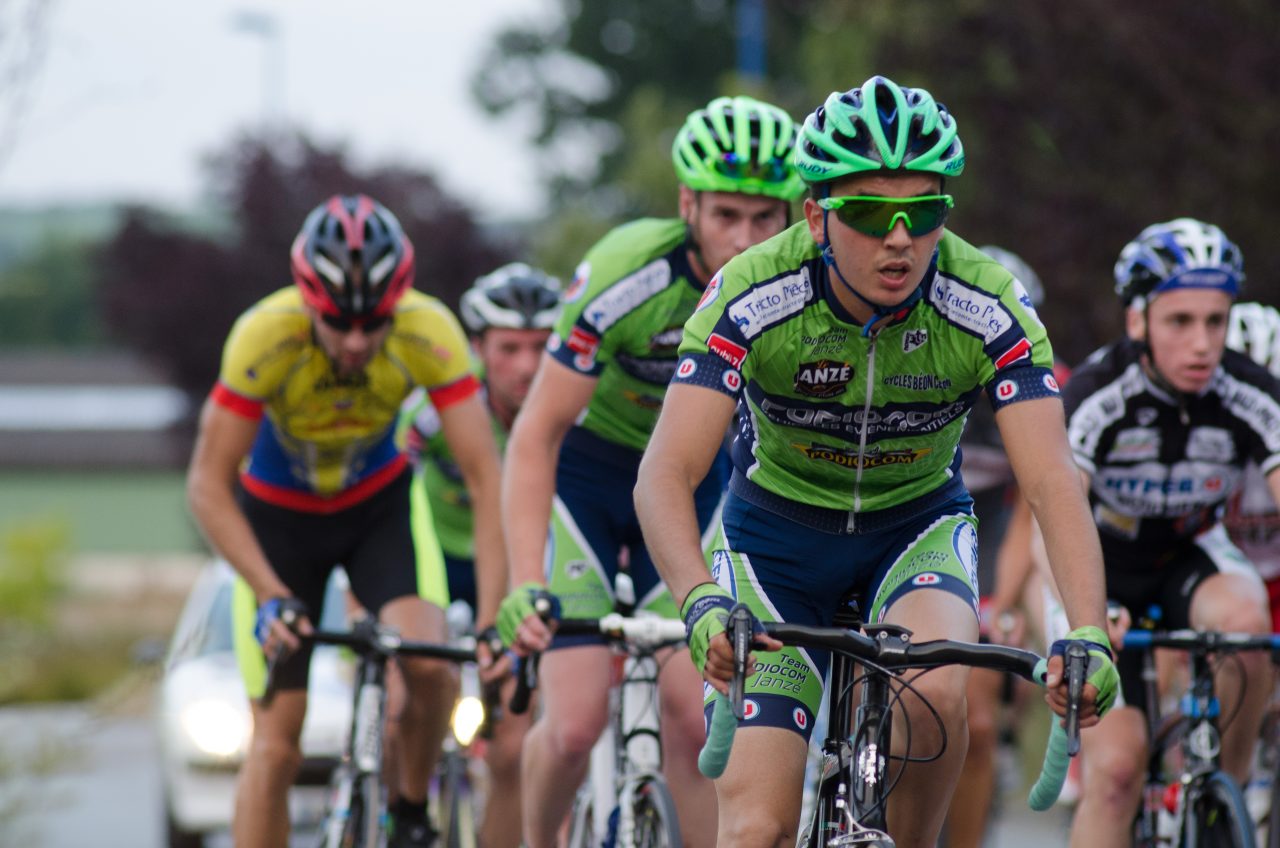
[211,287,478,512]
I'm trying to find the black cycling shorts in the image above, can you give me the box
[1108,524,1253,714]
[237,468,421,692]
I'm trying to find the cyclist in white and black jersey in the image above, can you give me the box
[1062,219,1280,848]
[1223,301,1280,629]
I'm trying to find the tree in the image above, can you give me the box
[0,238,100,347]
[96,132,514,403]
[472,0,815,201]
[474,0,1280,364]
[796,0,1280,363]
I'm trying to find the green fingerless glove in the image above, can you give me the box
[497,582,559,647]
[680,582,736,675]
[1061,624,1119,716]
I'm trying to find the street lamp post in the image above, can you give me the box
[735,0,766,82]
[231,10,285,131]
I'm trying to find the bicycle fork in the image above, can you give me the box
[809,652,894,847]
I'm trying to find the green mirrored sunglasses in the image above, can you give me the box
[817,194,955,237]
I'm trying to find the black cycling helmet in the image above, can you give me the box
[459,262,561,334]
[290,194,415,319]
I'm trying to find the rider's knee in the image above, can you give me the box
[247,732,303,779]
[544,706,608,761]
[659,699,707,752]
[1083,744,1145,803]
[399,656,460,699]
[965,700,997,749]
[718,807,794,848]
[485,721,525,777]
[908,672,968,727]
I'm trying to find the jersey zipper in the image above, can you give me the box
[847,327,881,533]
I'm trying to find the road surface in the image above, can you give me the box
[1,700,1072,847]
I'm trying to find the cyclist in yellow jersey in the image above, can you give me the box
[186,194,505,848]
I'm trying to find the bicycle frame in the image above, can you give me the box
[579,644,667,841]
[264,619,476,848]
[324,648,390,848]
[1126,627,1279,848]
[537,613,686,848]
[700,605,1080,848]
[804,608,898,844]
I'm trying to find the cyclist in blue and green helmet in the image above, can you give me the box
[636,75,1116,847]
[794,75,964,335]
[496,94,802,848]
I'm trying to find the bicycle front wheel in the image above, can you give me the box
[1268,772,1280,848]
[1183,771,1256,848]
[629,778,682,848]
[437,753,477,848]
[565,790,597,848]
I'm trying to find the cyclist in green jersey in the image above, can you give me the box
[634,76,1118,847]
[496,95,805,848]
[402,262,561,848]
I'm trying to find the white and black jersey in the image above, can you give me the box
[1064,337,1280,569]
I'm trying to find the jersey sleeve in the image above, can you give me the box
[1060,349,1117,476]
[672,267,755,399]
[1234,363,1280,475]
[396,295,481,411]
[211,302,308,420]
[962,268,1062,413]
[547,256,619,379]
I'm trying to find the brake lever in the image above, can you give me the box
[1064,642,1087,756]
[727,604,752,720]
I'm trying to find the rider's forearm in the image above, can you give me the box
[635,454,712,608]
[1023,465,1108,635]
[501,412,565,588]
[465,455,506,629]
[990,494,1034,610]
[187,473,286,603]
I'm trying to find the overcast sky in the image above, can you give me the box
[0,0,554,222]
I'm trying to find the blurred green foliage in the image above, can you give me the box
[0,519,68,629]
[0,237,101,348]
[0,472,197,554]
[474,0,1280,365]
[0,516,164,705]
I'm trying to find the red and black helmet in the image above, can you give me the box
[290,194,415,319]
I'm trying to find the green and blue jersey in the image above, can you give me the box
[547,218,705,452]
[676,223,1058,518]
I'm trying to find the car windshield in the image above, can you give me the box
[171,566,352,663]
[201,583,236,655]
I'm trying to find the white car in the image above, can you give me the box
[156,560,354,848]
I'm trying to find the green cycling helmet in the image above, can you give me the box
[795,75,965,185]
[672,96,805,201]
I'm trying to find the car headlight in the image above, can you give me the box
[450,695,485,748]
[180,699,250,759]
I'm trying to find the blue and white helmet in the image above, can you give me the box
[1226,301,1280,377]
[1114,218,1244,308]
